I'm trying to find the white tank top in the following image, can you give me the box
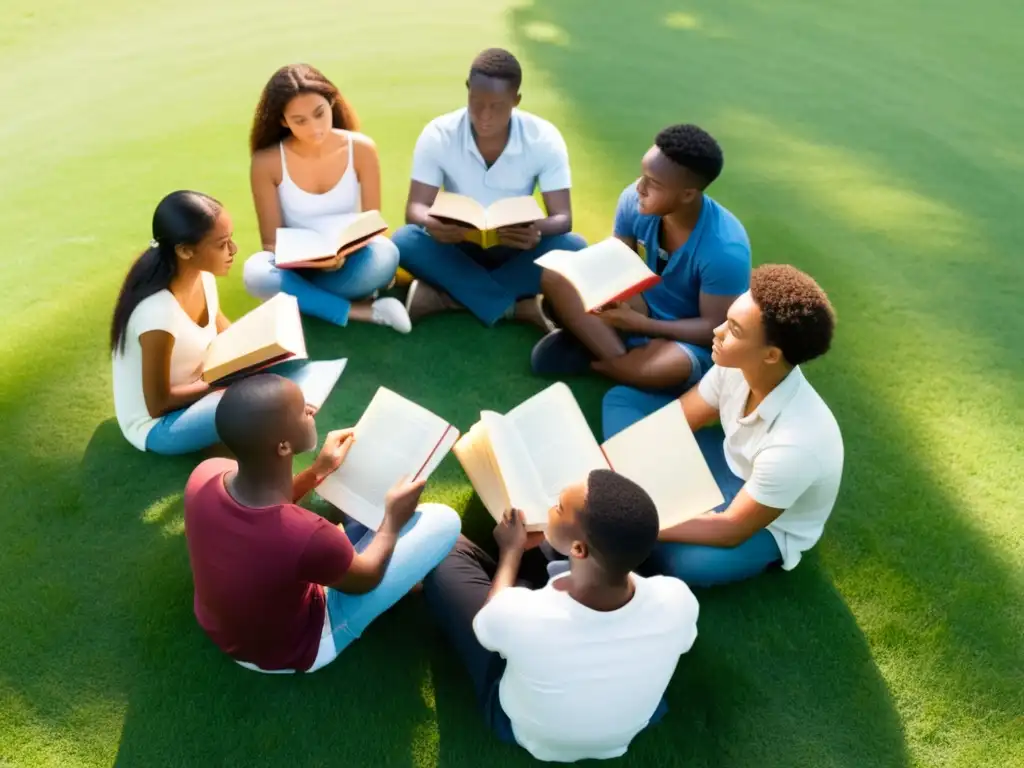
[277,132,361,230]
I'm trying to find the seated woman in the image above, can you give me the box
[243,63,410,333]
[110,190,345,456]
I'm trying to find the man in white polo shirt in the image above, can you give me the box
[602,264,843,587]
[392,48,587,328]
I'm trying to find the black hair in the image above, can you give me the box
[579,470,660,575]
[750,264,836,366]
[469,48,522,91]
[109,190,222,354]
[214,374,292,458]
[654,124,724,188]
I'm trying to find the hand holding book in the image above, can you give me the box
[496,224,542,250]
[311,429,356,480]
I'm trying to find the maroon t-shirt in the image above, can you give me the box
[183,458,355,671]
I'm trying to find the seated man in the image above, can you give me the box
[392,47,587,329]
[182,373,461,673]
[602,264,843,587]
[423,470,699,762]
[533,124,751,394]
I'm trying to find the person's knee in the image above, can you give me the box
[242,251,279,299]
[601,385,642,440]
[657,545,726,588]
[368,236,400,275]
[417,503,463,551]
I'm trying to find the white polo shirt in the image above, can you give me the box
[409,107,571,207]
[698,365,844,570]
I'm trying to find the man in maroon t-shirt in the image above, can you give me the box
[183,374,461,673]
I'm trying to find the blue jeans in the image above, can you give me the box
[601,386,782,587]
[144,359,346,455]
[392,225,587,326]
[327,504,461,653]
[243,236,400,326]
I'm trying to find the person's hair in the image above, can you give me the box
[750,264,836,366]
[109,191,222,354]
[468,48,522,91]
[249,63,360,154]
[579,470,660,574]
[654,124,724,188]
[214,374,292,458]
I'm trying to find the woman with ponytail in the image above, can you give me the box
[111,191,345,455]
[244,64,410,333]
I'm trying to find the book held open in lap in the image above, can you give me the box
[428,191,546,248]
[455,383,723,531]
[535,237,662,312]
[201,293,307,386]
[274,211,388,269]
[316,387,460,530]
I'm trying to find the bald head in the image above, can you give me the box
[215,374,315,460]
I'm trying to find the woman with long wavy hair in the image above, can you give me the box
[243,63,410,333]
[111,190,345,455]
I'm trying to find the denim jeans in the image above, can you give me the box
[601,386,782,587]
[143,359,346,455]
[392,225,587,326]
[327,504,461,653]
[243,236,400,327]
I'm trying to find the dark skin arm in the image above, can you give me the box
[139,331,212,418]
[660,488,785,547]
[484,508,528,606]
[497,188,574,249]
[404,180,465,242]
[597,291,736,347]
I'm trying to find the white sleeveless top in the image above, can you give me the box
[277,132,361,230]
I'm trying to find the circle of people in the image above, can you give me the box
[109,48,844,763]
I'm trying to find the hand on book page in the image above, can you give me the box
[310,429,356,480]
[493,508,529,552]
[496,224,542,250]
[382,476,428,533]
[424,216,467,244]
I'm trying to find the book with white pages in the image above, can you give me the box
[534,236,662,312]
[454,383,723,531]
[274,211,388,269]
[316,387,459,530]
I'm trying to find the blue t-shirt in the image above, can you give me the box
[613,183,751,325]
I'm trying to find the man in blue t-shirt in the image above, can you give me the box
[533,124,751,394]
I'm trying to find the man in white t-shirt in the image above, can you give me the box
[602,264,843,586]
[423,469,699,762]
[392,47,587,329]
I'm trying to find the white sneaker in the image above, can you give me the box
[370,297,412,334]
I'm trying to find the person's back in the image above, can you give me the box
[474,571,697,760]
[184,457,345,671]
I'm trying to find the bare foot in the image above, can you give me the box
[513,295,557,333]
[405,280,461,321]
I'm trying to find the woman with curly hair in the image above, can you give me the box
[243,64,410,333]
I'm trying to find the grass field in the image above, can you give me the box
[2,0,1022,766]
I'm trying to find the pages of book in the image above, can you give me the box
[535,237,662,311]
[600,399,724,528]
[316,387,458,530]
[429,192,488,230]
[201,293,307,384]
[429,192,545,232]
[483,196,546,230]
[274,211,388,268]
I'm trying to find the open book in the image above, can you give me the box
[274,211,388,269]
[455,383,723,531]
[316,387,460,530]
[201,293,307,386]
[429,191,545,249]
[535,237,661,311]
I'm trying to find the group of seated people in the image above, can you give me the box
[108,47,844,762]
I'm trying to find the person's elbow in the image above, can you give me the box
[329,559,386,595]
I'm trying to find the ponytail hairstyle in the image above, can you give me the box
[249,63,360,154]
[109,191,222,354]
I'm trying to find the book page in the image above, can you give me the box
[503,383,608,518]
[480,410,551,525]
[202,293,305,382]
[333,210,388,248]
[453,423,514,524]
[428,191,486,230]
[484,196,546,230]
[600,400,724,529]
[535,237,657,311]
[274,228,335,266]
[317,388,453,529]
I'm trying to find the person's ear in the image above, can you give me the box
[174,243,193,261]
[276,440,292,458]
[570,540,588,559]
[465,78,470,91]
[764,345,784,366]
[680,187,700,205]
[514,92,522,107]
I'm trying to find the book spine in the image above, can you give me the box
[413,424,454,481]
[600,275,663,308]
[599,444,614,471]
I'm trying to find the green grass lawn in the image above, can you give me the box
[2,0,1022,765]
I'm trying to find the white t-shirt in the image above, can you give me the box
[112,272,220,450]
[410,107,571,208]
[473,573,699,763]
[698,365,844,569]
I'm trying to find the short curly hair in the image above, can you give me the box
[750,264,836,366]
[469,48,522,91]
[654,124,724,188]
[580,469,660,575]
